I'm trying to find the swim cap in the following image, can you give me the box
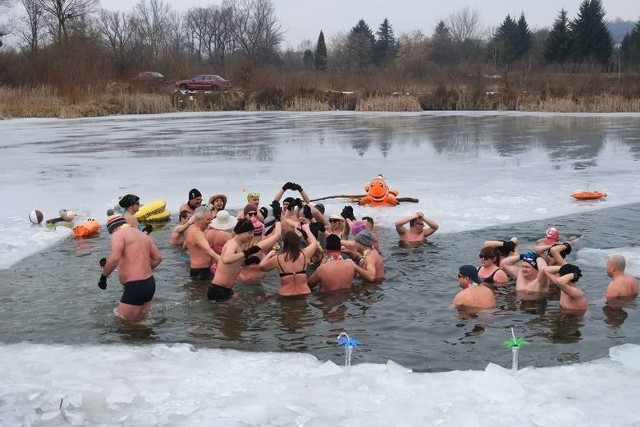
[189,188,202,200]
[350,220,367,237]
[519,251,539,270]
[119,194,139,209]
[326,234,341,251]
[234,218,254,234]
[559,264,582,282]
[546,227,559,241]
[251,217,264,236]
[106,215,127,234]
[354,230,373,247]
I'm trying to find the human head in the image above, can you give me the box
[545,227,560,242]
[325,234,341,251]
[315,204,325,215]
[246,191,260,208]
[243,204,258,219]
[251,217,264,236]
[409,217,424,228]
[520,251,539,279]
[209,210,237,231]
[193,205,213,229]
[559,263,582,283]
[350,220,367,237]
[106,214,127,234]
[354,230,373,248]
[362,216,374,230]
[178,209,191,223]
[329,214,344,230]
[458,264,482,287]
[119,194,140,209]
[282,230,302,259]
[479,247,499,266]
[209,194,227,210]
[188,188,203,209]
[233,219,254,243]
[607,255,626,277]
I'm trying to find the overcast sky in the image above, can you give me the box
[98,0,640,48]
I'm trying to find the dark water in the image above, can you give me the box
[1,203,638,372]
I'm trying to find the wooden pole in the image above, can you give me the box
[310,195,419,203]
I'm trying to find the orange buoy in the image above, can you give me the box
[73,219,100,237]
[570,191,607,200]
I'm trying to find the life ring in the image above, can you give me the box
[135,199,168,221]
[571,191,607,200]
[73,219,100,237]
[144,209,171,222]
[358,175,399,207]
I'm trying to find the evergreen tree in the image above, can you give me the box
[314,30,327,71]
[544,9,571,64]
[490,14,518,65]
[620,20,640,66]
[429,20,456,66]
[373,18,398,66]
[569,0,613,64]
[513,13,533,59]
[303,49,314,70]
[347,19,375,71]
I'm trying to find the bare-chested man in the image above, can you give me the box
[208,219,282,302]
[169,210,194,246]
[605,255,639,301]
[99,215,163,323]
[183,206,220,281]
[348,230,385,282]
[395,211,439,244]
[453,264,496,309]
[179,188,203,215]
[501,251,549,294]
[308,234,354,292]
[544,263,587,312]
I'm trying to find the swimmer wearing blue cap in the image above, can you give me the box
[501,248,550,294]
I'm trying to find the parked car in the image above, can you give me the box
[135,71,166,83]
[175,74,232,91]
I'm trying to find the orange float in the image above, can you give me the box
[358,175,399,207]
[73,219,101,237]
[570,191,607,200]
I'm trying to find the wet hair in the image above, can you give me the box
[282,231,302,263]
[362,216,374,228]
[479,247,500,265]
[409,217,423,227]
[179,210,190,220]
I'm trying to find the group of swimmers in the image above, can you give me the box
[453,227,639,313]
[98,183,638,323]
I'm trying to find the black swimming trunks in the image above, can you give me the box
[120,276,156,306]
[190,267,213,281]
[207,283,234,302]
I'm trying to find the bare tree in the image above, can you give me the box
[17,0,48,53]
[95,9,139,76]
[38,0,98,45]
[230,0,282,63]
[185,4,234,66]
[132,0,172,62]
[447,6,482,43]
[0,0,16,46]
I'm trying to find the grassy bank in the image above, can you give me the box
[1,72,639,118]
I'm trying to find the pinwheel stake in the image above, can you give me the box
[336,332,360,371]
[503,327,528,373]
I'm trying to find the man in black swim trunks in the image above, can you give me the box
[99,215,163,323]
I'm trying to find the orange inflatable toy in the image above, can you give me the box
[73,219,100,237]
[358,175,399,206]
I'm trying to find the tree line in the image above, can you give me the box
[0,0,639,89]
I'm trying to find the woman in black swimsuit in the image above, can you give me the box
[259,224,318,296]
[477,247,509,285]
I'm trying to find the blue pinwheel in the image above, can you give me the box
[337,333,360,350]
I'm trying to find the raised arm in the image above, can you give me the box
[500,254,521,278]
[395,212,421,235]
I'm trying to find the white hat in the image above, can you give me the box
[329,214,344,221]
[209,210,237,230]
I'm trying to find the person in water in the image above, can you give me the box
[544,263,587,312]
[183,206,220,281]
[209,219,282,302]
[477,247,509,285]
[99,215,163,323]
[605,255,639,301]
[348,230,385,282]
[308,234,354,292]
[259,224,318,297]
[179,188,203,215]
[452,264,496,310]
[501,250,550,294]
[208,193,227,218]
[169,210,194,246]
[395,211,439,244]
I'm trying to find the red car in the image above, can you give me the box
[175,74,232,91]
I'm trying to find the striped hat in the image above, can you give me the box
[106,215,127,234]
